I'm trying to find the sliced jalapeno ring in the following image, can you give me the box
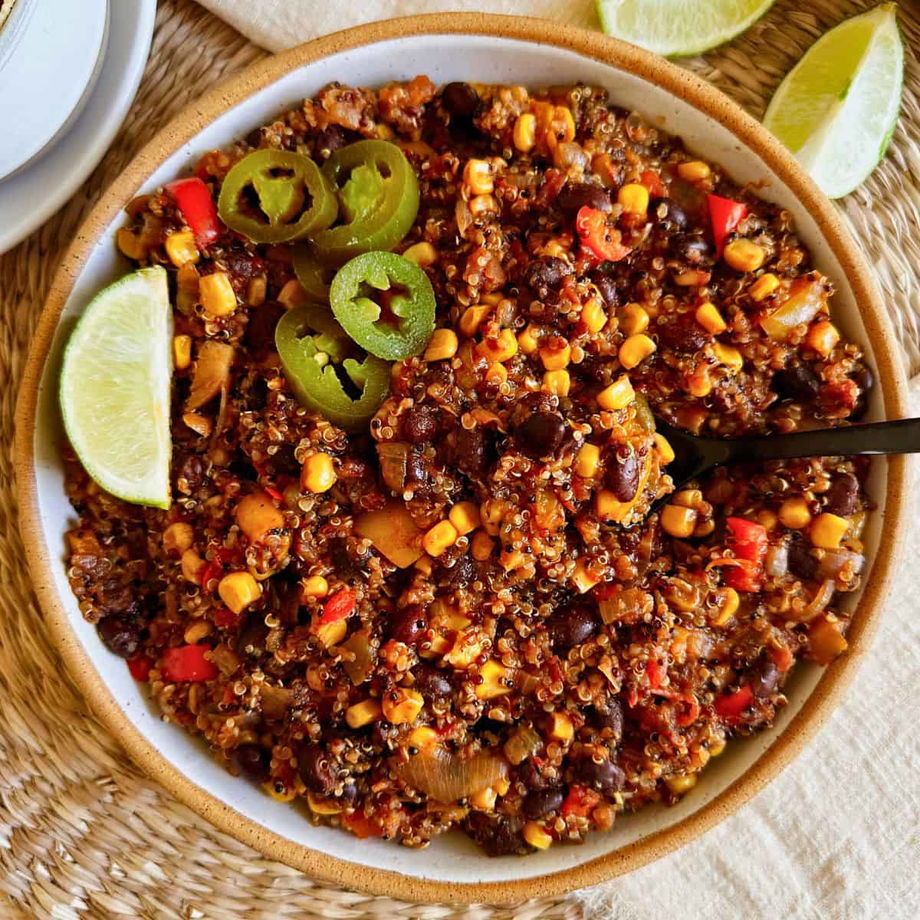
[275,304,390,433]
[330,251,436,361]
[311,140,420,264]
[218,149,337,244]
[292,245,337,303]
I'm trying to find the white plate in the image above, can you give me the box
[0,0,154,253]
[0,0,109,181]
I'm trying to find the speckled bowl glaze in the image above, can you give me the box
[15,14,909,905]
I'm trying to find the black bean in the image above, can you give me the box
[608,447,640,502]
[824,472,860,517]
[787,537,819,581]
[649,197,688,229]
[556,182,612,216]
[402,404,439,444]
[443,553,474,588]
[314,124,347,157]
[237,615,268,658]
[464,813,526,856]
[97,617,140,659]
[517,758,549,791]
[673,233,711,263]
[414,664,453,701]
[453,426,494,478]
[234,743,270,782]
[514,411,566,459]
[175,453,205,494]
[297,743,337,794]
[750,659,780,699]
[523,256,571,301]
[405,447,431,488]
[389,604,426,646]
[245,302,285,352]
[522,788,565,819]
[592,697,624,737]
[574,756,625,793]
[441,81,479,118]
[245,127,263,148]
[589,270,619,310]
[547,605,599,651]
[223,247,265,281]
[773,364,821,403]
[655,321,709,355]
[850,363,874,420]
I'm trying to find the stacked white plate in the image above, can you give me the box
[0,0,156,252]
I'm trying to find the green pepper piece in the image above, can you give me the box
[275,304,390,433]
[292,245,337,302]
[311,140,420,264]
[218,149,337,244]
[329,251,436,361]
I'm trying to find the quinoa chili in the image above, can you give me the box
[63,77,873,856]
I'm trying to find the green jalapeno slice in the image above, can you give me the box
[275,304,390,432]
[311,140,420,264]
[329,251,436,361]
[217,149,337,244]
[292,246,337,302]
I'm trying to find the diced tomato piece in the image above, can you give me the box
[162,644,218,683]
[341,811,384,838]
[723,562,762,593]
[165,177,223,247]
[770,644,794,673]
[640,170,666,199]
[646,658,664,689]
[264,485,284,503]
[575,206,631,262]
[214,607,241,630]
[127,655,152,682]
[725,517,768,561]
[561,784,602,819]
[320,587,356,624]
[714,685,754,720]
[198,560,223,594]
[707,194,748,256]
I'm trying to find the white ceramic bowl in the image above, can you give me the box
[16,15,908,904]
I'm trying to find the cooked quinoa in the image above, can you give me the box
[64,77,872,855]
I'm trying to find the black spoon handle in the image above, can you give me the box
[728,417,920,463]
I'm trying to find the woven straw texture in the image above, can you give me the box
[0,1,916,917]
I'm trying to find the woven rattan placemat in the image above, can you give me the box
[1,1,916,917]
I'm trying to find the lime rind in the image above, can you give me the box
[59,266,173,509]
[596,0,776,58]
[763,3,903,199]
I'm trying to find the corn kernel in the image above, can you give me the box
[302,453,336,493]
[660,504,698,538]
[302,575,329,598]
[581,296,607,334]
[665,773,698,794]
[402,241,437,268]
[677,160,711,182]
[618,182,650,215]
[513,112,537,152]
[460,304,491,336]
[448,501,480,536]
[711,587,740,627]
[619,302,650,336]
[673,489,703,508]
[723,239,766,272]
[306,791,343,815]
[180,549,204,584]
[548,712,574,743]
[546,105,576,147]
[475,659,513,699]
[597,375,635,411]
[574,443,601,478]
[247,275,267,307]
[619,333,657,370]
[382,688,424,725]
[163,522,194,555]
[517,324,542,354]
[478,328,518,363]
[218,571,262,614]
[265,784,296,802]
[758,509,779,531]
[408,726,439,750]
[315,618,347,648]
[469,194,499,217]
[200,271,237,317]
[806,320,840,357]
[463,158,494,195]
[709,737,727,757]
[654,433,675,465]
[712,342,743,372]
[596,490,631,522]
[470,786,498,811]
[183,619,211,644]
[424,328,458,361]
[165,230,199,267]
[538,340,570,371]
[423,520,459,557]
[236,491,284,543]
[471,530,495,561]
[779,498,812,530]
[808,616,848,664]
[695,301,727,334]
[687,366,712,398]
[345,698,382,728]
[484,362,507,386]
[172,334,192,371]
[542,369,571,396]
[810,512,849,550]
[749,273,780,301]
[523,821,553,850]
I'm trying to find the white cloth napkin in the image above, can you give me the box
[195,3,920,916]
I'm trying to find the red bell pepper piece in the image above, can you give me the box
[320,586,356,624]
[165,177,222,248]
[640,170,666,199]
[162,644,219,682]
[213,607,241,630]
[127,655,152,682]
[576,206,631,262]
[724,517,769,592]
[561,784,602,819]
[707,194,748,257]
[646,658,664,689]
[714,685,754,720]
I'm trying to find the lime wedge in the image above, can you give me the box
[763,3,903,199]
[595,0,775,57]
[60,266,173,508]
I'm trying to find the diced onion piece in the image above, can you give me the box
[503,724,542,765]
[764,541,789,578]
[817,549,865,581]
[354,503,424,568]
[395,748,508,802]
[800,579,836,621]
[759,277,826,341]
[186,340,234,410]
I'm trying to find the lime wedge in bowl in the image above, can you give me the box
[60,266,173,508]
[763,3,903,199]
[596,0,775,57]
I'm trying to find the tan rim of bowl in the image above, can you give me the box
[14,12,909,906]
